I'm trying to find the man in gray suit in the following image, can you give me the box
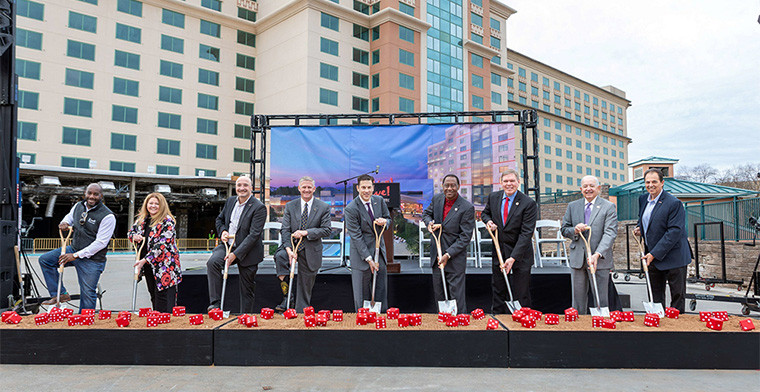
[345,174,391,311]
[422,174,475,313]
[560,175,618,314]
[274,176,332,312]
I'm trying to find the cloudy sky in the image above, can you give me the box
[503,0,760,170]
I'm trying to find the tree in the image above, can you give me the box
[676,164,719,183]
[716,163,760,192]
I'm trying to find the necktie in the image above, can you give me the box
[584,202,592,224]
[300,202,308,230]
[502,197,509,226]
[366,202,375,221]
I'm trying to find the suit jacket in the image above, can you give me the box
[481,190,537,269]
[560,197,618,270]
[128,215,182,290]
[345,195,390,272]
[637,190,692,270]
[215,196,267,267]
[280,198,332,270]
[422,193,475,272]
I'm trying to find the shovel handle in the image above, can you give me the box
[431,225,445,267]
[372,220,386,250]
[486,227,507,270]
[579,227,596,273]
[59,227,73,256]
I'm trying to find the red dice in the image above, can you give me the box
[699,311,711,322]
[138,308,151,317]
[356,313,368,325]
[81,315,94,326]
[486,318,499,330]
[208,308,223,321]
[61,308,74,318]
[386,308,400,319]
[116,315,130,327]
[81,309,95,316]
[260,308,274,320]
[98,310,112,320]
[591,316,604,328]
[147,315,161,327]
[332,310,343,322]
[189,314,204,325]
[457,314,470,326]
[664,307,680,319]
[68,315,82,326]
[172,306,186,317]
[609,311,623,322]
[237,314,249,324]
[445,316,458,327]
[244,315,258,328]
[303,306,315,317]
[283,309,298,319]
[564,308,579,322]
[5,313,22,324]
[1,311,15,323]
[739,319,755,331]
[315,314,328,327]
[528,309,543,320]
[367,312,377,323]
[711,311,729,322]
[602,319,616,329]
[471,308,486,320]
[117,311,132,322]
[397,314,409,328]
[358,307,369,314]
[375,316,387,329]
[437,312,451,322]
[409,314,422,326]
[644,313,660,327]
[706,317,723,331]
[521,317,537,328]
[545,314,559,325]
[621,311,635,322]
[317,310,331,321]
[49,311,65,323]
[35,313,49,326]
[304,315,316,327]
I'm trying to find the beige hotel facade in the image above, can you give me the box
[16,0,630,194]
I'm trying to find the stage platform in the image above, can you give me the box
[177,258,574,314]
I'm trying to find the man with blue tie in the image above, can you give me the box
[481,169,538,313]
[634,168,692,312]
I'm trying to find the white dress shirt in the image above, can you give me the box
[228,195,251,237]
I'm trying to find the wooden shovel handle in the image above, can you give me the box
[486,227,506,270]
[372,221,386,250]
[579,227,596,274]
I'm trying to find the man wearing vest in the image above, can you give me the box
[39,183,116,312]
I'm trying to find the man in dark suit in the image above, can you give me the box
[481,169,538,313]
[422,174,475,313]
[344,174,391,311]
[274,176,332,312]
[561,175,618,314]
[206,176,267,313]
[634,168,692,312]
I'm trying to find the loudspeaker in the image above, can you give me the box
[0,220,18,308]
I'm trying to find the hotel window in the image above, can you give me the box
[68,40,95,61]
[158,86,182,103]
[198,68,219,86]
[111,133,136,151]
[69,11,97,33]
[18,0,44,20]
[114,77,139,97]
[399,26,414,43]
[157,139,180,156]
[236,77,255,94]
[471,74,484,88]
[235,101,254,115]
[196,143,217,160]
[197,93,219,110]
[117,0,142,17]
[400,3,414,16]
[18,122,37,140]
[238,7,256,22]
[199,44,220,62]
[399,73,414,90]
[156,165,179,175]
[399,49,414,66]
[353,48,369,65]
[490,17,500,30]
[353,72,369,88]
[160,60,183,79]
[63,97,93,117]
[65,69,94,89]
[61,157,90,169]
[62,127,91,146]
[472,95,484,109]
[320,63,338,81]
[233,148,251,163]
[352,97,369,112]
[236,54,255,70]
[201,0,221,12]
[491,92,502,105]
[319,88,338,106]
[17,29,42,50]
[399,97,414,113]
[237,31,256,47]
[320,38,339,56]
[112,105,137,123]
[157,112,181,129]
[353,24,369,41]
[321,12,339,31]
[162,9,185,28]
[115,23,141,43]
[471,13,483,27]
[197,118,218,135]
[110,161,135,173]
[471,33,483,45]
[114,50,139,69]
[200,20,221,38]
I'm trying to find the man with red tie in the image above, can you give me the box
[481,169,538,313]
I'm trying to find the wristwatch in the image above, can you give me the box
[73,252,80,259]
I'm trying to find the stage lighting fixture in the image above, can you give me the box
[200,188,218,197]
[154,184,171,193]
[99,181,116,190]
[37,176,61,186]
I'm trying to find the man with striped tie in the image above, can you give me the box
[274,176,332,312]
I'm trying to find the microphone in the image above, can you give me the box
[375,165,380,174]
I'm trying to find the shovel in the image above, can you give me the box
[55,227,73,309]
[130,237,145,313]
[286,235,304,310]
[431,225,457,315]
[363,221,385,314]
[220,234,236,318]
[634,235,665,317]
[580,228,610,317]
[485,227,522,313]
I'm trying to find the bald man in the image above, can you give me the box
[206,176,267,313]
[561,175,618,314]
[39,183,115,312]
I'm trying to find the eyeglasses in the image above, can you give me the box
[79,211,88,225]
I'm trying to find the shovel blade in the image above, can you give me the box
[506,301,522,314]
[643,302,665,318]
[589,307,610,317]
[363,300,382,314]
[437,300,458,316]
[223,311,230,319]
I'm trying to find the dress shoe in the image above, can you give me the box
[42,293,71,306]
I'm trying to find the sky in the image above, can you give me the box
[503,0,760,171]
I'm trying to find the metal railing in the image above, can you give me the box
[29,238,216,253]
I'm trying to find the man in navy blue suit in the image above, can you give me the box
[634,168,692,312]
